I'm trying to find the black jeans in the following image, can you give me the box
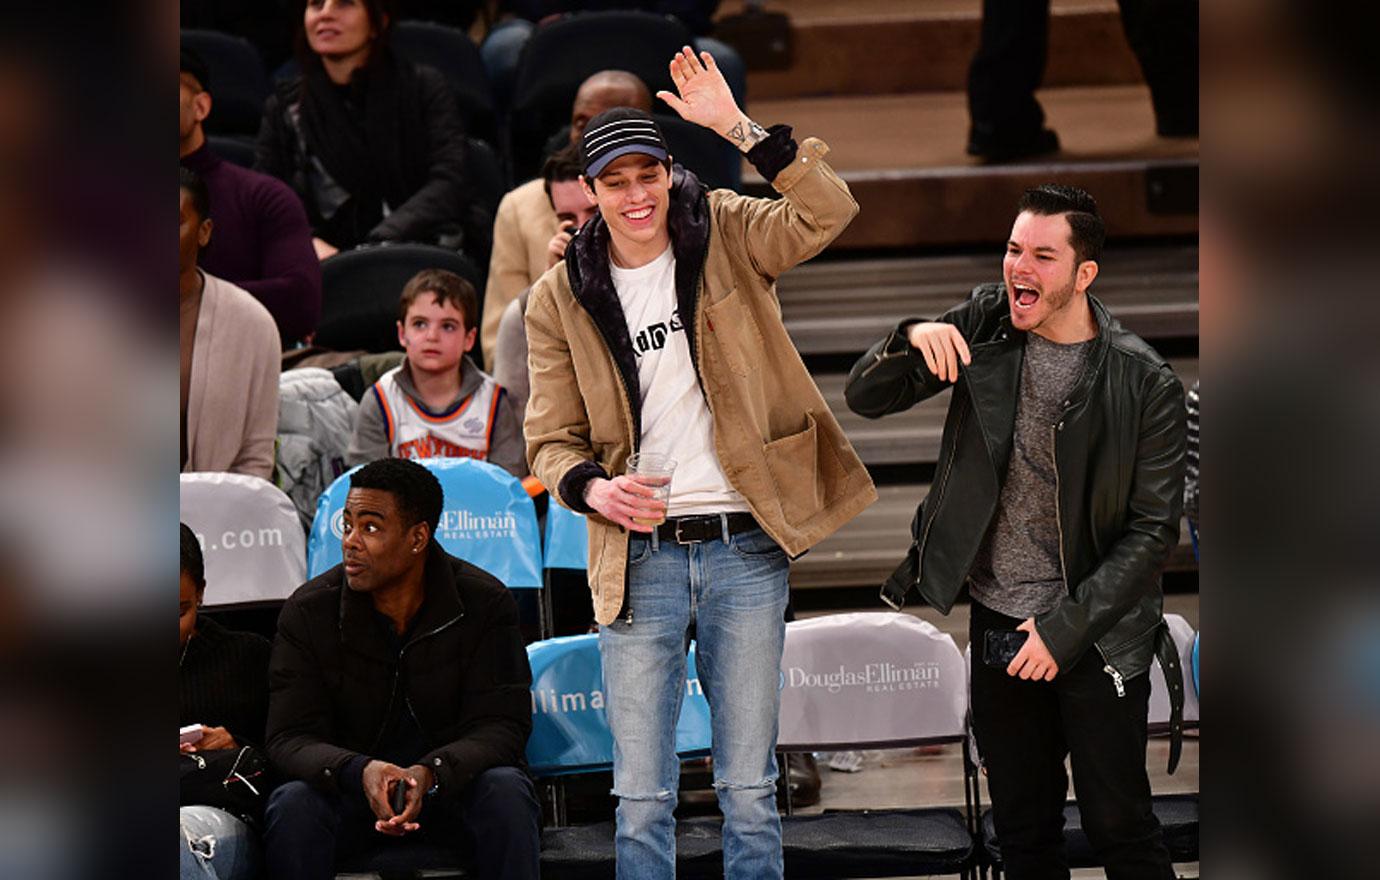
[262,765,541,880]
[967,0,1198,140]
[969,601,1174,880]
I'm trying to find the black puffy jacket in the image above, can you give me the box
[266,545,532,796]
[846,285,1188,766]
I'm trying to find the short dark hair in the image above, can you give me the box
[180,47,210,93]
[397,268,479,329]
[350,458,443,540]
[180,523,205,591]
[1016,184,1105,264]
[180,165,210,222]
[542,142,585,203]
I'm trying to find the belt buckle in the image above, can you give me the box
[673,518,703,545]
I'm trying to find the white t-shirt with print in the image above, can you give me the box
[610,245,749,517]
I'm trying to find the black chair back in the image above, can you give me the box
[206,134,257,170]
[508,11,693,183]
[393,19,498,146]
[317,244,485,354]
[465,136,506,221]
[182,29,270,137]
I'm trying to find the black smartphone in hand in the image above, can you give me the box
[390,779,409,815]
[982,629,1029,668]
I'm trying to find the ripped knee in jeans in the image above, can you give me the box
[712,776,777,793]
[610,787,676,802]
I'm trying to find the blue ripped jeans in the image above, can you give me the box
[599,524,789,880]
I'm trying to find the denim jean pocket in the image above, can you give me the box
[627,536,654,566]
[731,528,785,560]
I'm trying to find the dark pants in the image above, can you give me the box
[262,766,541,880]
[969,601,1174,880]
[967,0,1198,141]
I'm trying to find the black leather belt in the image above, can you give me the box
[655,512,759,544]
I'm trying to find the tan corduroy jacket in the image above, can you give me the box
[525,133,877,625]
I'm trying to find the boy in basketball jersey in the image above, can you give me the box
[348,269,526,478]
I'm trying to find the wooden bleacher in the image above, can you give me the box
[778,244,1198,356]
[719,0,1199,251]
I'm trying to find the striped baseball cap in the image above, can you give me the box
[581,108,670,179]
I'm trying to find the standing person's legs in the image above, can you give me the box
[969,600,1071,880]
[966,0,1057,158]
[1059,654,1175,880]
[693,526,790,880]
[599,535,693,880]
[1114,0,1199,136]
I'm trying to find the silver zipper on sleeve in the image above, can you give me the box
[1103,664,1126,697]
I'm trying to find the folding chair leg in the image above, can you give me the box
[781,750,794,816]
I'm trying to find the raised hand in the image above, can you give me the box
[656,46,762,150]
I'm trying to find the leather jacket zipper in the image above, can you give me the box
[913,405,966,587]
[858,343,909,379]
[1102,663,1126,697]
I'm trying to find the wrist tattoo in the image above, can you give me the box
[728,118,769,152]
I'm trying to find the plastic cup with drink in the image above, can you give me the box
[627,452,675,528]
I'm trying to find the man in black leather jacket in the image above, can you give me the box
[846,185,1187,879]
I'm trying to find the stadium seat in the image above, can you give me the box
[542,503,588,572]
[775,612,979,878]
[465,135,506,223]
[507,11,694,182]
[181,29,270,137]
[658,114,742,192]
[393,20,498,147]
[179,472,306,607]
[207,134,257,169]
[315,243,485,354]
[307,457,543,589]
[1192,631,1200,697]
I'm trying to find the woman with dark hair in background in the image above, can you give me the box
[179,524,273,880]
[255,0,478,261]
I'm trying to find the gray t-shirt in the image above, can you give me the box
[968,332,1093,619]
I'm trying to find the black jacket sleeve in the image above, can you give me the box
[422,586,533,795]
[844,293,987,418]
[265,599,366,795]
[366,67,469,244]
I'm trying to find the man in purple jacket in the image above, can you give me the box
[179,47,321,347]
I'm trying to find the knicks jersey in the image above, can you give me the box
[369,366,505,462]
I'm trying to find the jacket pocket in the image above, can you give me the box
[763,410,839,526]
[703,287,764,378]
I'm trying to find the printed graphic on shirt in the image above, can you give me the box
[633,310,684,359]
[397,433,489,461]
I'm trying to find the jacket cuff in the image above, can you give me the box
[557,460,609,514]
[745,124,797,183]
[340,754,370,796]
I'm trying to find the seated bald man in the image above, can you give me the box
[481,70,652,368]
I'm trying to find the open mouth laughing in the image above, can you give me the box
[1011,281,1041,311]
